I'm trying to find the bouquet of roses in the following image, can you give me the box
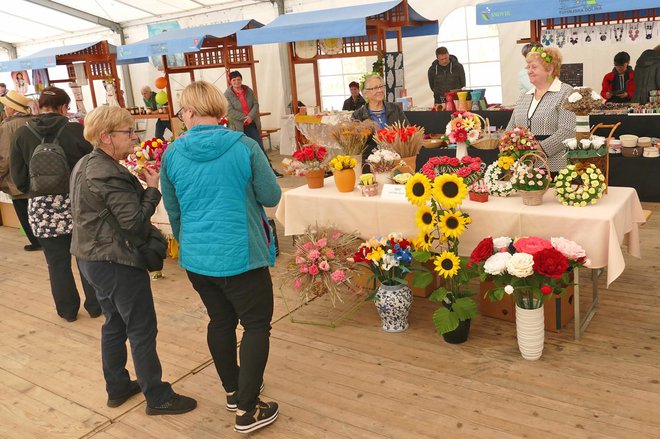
[419,155,484,186]
[470,236,588,309]
[286,226,361,306]
[498,126,539,160]
[442,111,482,146]
[328,155,357,171]
[292,144,328,172]
[366,147,402,173]
[124,137,169,174]
[374,122,425,157]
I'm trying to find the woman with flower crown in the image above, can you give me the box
[505,46,575,174]
[351,74,408,173]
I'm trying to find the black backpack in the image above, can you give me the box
[26,122,70,195]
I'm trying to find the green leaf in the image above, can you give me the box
[453,297,478,320]
[433,307,459,335]
[412,271,434,288]
[391,276,408,285]
[412,251,432,263]
[429,287,449,304]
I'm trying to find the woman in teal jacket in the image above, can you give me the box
[160,81,281,434]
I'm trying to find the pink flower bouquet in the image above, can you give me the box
[498,126,539,160]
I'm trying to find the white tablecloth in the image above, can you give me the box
[275,181,645,287]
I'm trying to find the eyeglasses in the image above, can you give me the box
[112,128,136,136]
[364,85,385,91]
[176,108,185,121]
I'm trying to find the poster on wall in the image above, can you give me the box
[147,21,184,68]
[560,63,583,87]
[11,71,30,93]
[32,69,49,93]
[384,52,404,103]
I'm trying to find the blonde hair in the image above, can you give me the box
[180,81,228,118]
[362,74,384,91]
[527,46,562,78]
[84,106,134,147]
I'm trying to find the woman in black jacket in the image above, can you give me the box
[10,86,100,322]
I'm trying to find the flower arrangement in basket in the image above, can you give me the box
[419,155,484,186]
[470,236,588,309]
[510,152,551,206]
[366,147,401,173]
[123,137,169,174]
[292,144,328,172]
[374,122,425,158]
[286,226,361,306]
[483,158,518,197]
[553,163,606,206]
[498,126,539,160]
[358,173,379,197]
[329,119,376,155]
[442,111,482,146]
[403,172,479,340]
[562,135,607,159]
[468,179,489,202]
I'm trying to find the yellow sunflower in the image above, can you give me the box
[432,174,467,209]
[438,210,467,238]
[415,205,436,232]
[405,173,431,206]
[434,251,460,278]
[413,230,434,252]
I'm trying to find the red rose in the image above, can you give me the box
[470,237,494,263]
[439,156,450,165]
[533,248,569,279]
[457,167,471,177]
[469,162,482,171]
[541,285,553,295]
[449,157,460,167]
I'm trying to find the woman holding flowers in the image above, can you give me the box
[161,81,281,433]
[352,74,408,172]
[506,46,575,173]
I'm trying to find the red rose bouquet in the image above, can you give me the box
[470,235,588,309]
[292,144,328,172]
[419,155,484,186]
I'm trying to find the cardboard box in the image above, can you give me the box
[478,280,575,332]
[0,202,20,228]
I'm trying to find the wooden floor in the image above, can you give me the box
[1,169,659,438]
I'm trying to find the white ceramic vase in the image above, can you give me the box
[374,283,413,332]
[515,303,545,360]
[456,141,468,159]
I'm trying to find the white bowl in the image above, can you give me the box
[620,134,638,148]
[643,147,659,157]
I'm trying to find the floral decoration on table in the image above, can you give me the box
[404,172,478,338]
[562,135,607,158]
[468,179,489,202]
[124,137,169,174]
[498,126,539,160]
[285,226,362,306]
[292,144,328,173]
[392,172,412,185]
[419,155,484,186]
[442,111,482,146]
[510,162,551,191]
[553,163,606,206]
[328,155,357,171]
[329,119,376,155]
[470,235,588,309]
[374,122,425,157]
[366,147,402,173]
[483,160,517,197]
[562,87,603,115]
[358,173,379,197]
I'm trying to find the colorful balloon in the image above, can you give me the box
[154,76,167,90]
[155,91,168,105]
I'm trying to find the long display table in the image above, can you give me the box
[275,181,645,339]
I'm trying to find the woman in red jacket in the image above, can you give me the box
[601,52,635,103]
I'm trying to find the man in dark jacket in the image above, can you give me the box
[632,45,660,104]
[428,46,466,105]
[601,51,635,103]
[342,81,366,111]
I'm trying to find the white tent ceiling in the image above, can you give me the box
[0,0,271,46]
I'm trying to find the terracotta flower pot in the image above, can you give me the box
[333,168,356,192]
[305,169,325,189]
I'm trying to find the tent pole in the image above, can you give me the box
[288,42,299,115]
[163,55,174,119]
[312,59,321,110]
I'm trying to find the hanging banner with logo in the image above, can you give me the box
[147,21,185,68]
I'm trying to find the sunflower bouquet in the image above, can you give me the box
[419,155,484,186]
[404,172,479,338]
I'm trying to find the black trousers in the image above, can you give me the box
[11,198,39,247]
[155,118,171,140]
[38,234,101,319]
[186,266,273,412]
[79,260,174,406]
[243,122,275,169]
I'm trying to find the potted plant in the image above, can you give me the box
[365,147,402,187]
[373,122,425,170]
[469,236,588,359]
[328,155,358,192]
[351,233,418,333]
[329,119,375,172]
[403,172,478,343]
[357,173,379,197]
[292,144,328,188]
[468,179,489,202]
[441,111,482,158]
[510,153,551,206]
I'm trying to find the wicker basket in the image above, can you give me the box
[514,152,551,206]
[469,192,489,202]
[359,183,379,197]
[471,115,499,150]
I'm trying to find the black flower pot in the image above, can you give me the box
[442,318,471,344]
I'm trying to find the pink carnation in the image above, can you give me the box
[330,269,346,283]
[308,265,319,275]
[331,231,342,240]
[318,260,330,271]
[315,238,328,248]
[514,237,552,255]
[293,278,303,289]
[325,250,335,259]
[550,237,586,261]
[295,256,306,264]
[309,249,320,259]
[303,242,313,251]
[299,265,309,273]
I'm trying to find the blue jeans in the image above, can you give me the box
[186,266,273,412]
[78,260,173,406]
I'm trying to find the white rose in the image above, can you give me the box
[504,285,514,295]
[591,136,605,148]
[567,92,582,103]
[483,252,512,276]
[580,139,591,149]
[505,252,534,278]
[493,236,512,249]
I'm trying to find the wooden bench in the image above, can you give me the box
[260,128,280,151]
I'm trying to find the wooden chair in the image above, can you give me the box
[260,128,281,151]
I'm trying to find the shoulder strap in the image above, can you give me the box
[25,121,68,145]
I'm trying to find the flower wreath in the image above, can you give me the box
[553,164,606,207]
[483,161,517,197]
